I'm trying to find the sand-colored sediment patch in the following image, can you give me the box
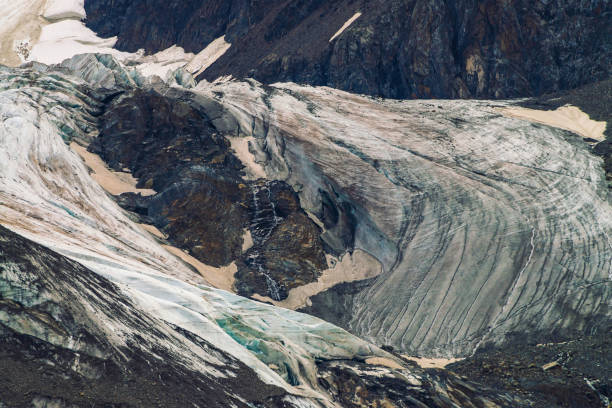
[139,223,166,239]
[162,245,237,292]
[251,249,382,309]
[241,229,254,252]
[229,136,267,180]
[401,356,462,369]
[71,142,156,196]
[502,105,606,141]
[365,357,404,370]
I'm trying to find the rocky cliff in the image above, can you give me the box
[85,0,612,99]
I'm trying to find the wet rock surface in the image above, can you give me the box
[85,0,611,99]
[236,180,327,300]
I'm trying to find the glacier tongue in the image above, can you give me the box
[192,79,612,356]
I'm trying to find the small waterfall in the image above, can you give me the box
[248,182,283,300]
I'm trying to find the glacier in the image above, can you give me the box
[0,54,534,407]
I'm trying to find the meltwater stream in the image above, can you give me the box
[248,182,283,300]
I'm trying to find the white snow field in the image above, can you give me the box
[0,0,231,81]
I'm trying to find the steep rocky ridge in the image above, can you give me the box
[85,0,612,98]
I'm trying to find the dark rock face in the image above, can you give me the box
[91,87,250,267]
[448,333,612,408]
[0,225,288,407]
[236,180,327,300]
[84,0,611,99]
[316,360,527,408]
[91,84,327,299]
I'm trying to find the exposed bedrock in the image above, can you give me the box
[90,84,328,299]
[84,0,612,99]
[236,180,328,301]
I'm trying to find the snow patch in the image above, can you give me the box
[0,0,46,66]
[502,105,607,142]
[29,19,131,65]
[43,0,86,21]
[186,36,231,77]
[401,356,462,369]
[330,12,362,42]
[132,45,194,80]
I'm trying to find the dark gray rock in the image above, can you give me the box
[84,0,612,99]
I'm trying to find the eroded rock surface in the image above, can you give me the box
[90,84,328,299]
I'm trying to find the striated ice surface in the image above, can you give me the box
[195,79,612,356]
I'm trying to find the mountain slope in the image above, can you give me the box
[0,225,289,408]
[85,0,612,98]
